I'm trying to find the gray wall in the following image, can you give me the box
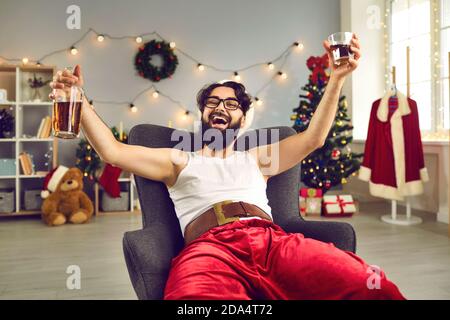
[0,0,340,168]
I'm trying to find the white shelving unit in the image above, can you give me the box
[0,64,57,217]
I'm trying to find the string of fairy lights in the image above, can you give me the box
[0,28,305,123]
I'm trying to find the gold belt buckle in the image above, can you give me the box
[213,200,239,225]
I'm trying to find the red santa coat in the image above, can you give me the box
[358,89,429,201]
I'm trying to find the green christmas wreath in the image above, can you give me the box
[134,40,179,82]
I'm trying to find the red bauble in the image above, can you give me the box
[331,148,341,160]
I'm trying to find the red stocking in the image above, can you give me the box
[99,163,122,198]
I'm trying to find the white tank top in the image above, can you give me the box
[167,150,272,236]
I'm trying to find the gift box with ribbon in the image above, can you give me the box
[322,195,356,217]
[300,188,323,198]
[306,198,322,215]
[299,197,307,217]
[299,188,323,216]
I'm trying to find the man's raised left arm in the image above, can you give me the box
[252,34,361,178]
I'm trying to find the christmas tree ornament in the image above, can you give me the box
[331,148,341,160]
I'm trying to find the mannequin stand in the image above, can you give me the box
[381,199,423,225]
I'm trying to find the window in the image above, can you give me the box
[388,0,449,137]
[440,0,449,130]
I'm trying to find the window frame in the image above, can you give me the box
[387,0,449,138]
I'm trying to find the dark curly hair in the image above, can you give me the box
[196,81,252,116]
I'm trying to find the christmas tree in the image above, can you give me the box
[291,54,363,192]
[76,126,128,181]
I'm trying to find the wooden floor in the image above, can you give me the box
[0,202,449,300]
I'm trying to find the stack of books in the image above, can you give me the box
[36,116,52,138]
[19,152,35,175]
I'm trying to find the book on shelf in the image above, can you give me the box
[36,116,51,139]
[19,152,35,175]
[36,117,46,138]
[40,116,52,138]
[45,116,52,138]
[19,152,30,175]
[26,152,35,175]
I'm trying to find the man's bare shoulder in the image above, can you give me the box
[165,148,190,188]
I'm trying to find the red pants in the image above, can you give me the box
[164,218,406,300]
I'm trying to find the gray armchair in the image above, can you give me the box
[123,124,356,300]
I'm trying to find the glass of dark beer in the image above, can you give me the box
[51,67,83,139]
[328,32,354,66]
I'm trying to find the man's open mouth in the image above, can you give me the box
[210,115,229,129]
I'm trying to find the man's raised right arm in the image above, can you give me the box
[50,65,179,184]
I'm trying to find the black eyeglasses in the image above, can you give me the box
[204,96,241,110]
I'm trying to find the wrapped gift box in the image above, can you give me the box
[300,188,323,198]
[299,188,323,216]
[322,195,356,217]
[306,197,322,215]
[299,196,307,217]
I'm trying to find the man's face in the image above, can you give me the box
[199,86,246,149]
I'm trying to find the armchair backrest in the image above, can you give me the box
[129,124,301,251]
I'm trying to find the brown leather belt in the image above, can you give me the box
[184,200,273,246]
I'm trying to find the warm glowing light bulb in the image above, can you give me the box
[294,42,304,51]
[267,62,274,70]
[135,36,143,43]
[169,42,176,49]
[255,98,263,106]
[197,63,205,71]
[233,72,241,81]
[278,71,287,80]
[70,46,78,55]
[130,104,138,113]
[97,34,105,42]
[22,57,29,64]
[152,91,159,98]
[182,111,190,121]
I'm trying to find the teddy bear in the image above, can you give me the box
[40,165,94,226]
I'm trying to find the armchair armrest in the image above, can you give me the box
[279,217,357,253]
[123,222,183,300]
